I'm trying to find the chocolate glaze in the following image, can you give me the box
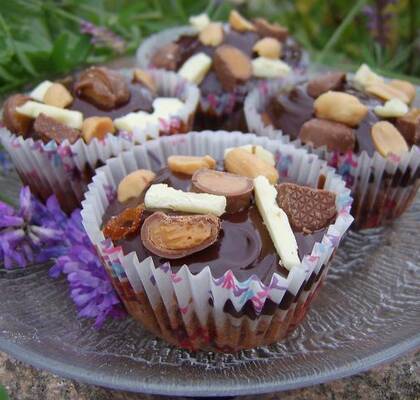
[71,82,154,119]
[103,168,327,284]
[265,82,384,156]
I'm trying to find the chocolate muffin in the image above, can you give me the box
[137,10,307,131]
[82,132,353,352]
[1,67,199,212]
[246,64,420,229]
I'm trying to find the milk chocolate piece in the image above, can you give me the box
[192,168,253,213]
[299,118,356,152]
[396,108,420,146]
[2,94,32,135]
[33,113,80,144]
[276,183,336,233]
[74,67,130,110]
[141,211,221,259]
[213,45,252,91]
[150,43,181,70]
[103,205,144,241]
[307,72,346,98]
[253,18,288,42]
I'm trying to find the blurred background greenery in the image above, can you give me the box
[0,0,419,95]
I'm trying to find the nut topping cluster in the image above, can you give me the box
[2,67,185,145]
[103,146,337,269]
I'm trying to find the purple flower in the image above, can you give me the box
[80,20,125,54]
[49,209,126,328]
[0,187,64,269]
[363,0,397,48]
[0,187,125,327]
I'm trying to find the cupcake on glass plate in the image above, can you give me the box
[81,131,352,352]
[136,10,307,131]
[1,66,199,212]
[245,64,420,229]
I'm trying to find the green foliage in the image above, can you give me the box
[0,0,418,95]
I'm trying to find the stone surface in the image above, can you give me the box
[0,350,418,399]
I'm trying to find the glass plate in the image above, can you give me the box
[0,172,419,398]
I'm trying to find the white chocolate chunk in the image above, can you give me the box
[145,183,226,216]
[252,57,291,78]
[374,98,409,118]
[152,98,184,118]
[16,101,83,129]
[114,112,153,131]
[189,13,210,31]
[224,145,275,166]
[352,63,384,90]
[254,175,300,271]
[178,53,212,85]
[30,80,53,102]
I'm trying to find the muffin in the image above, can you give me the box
[245,64,420,229]
[1,67,199,212]
[81,131,352,352]
[136,10,307,132]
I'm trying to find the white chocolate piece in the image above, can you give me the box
[189,13,210,31]
[117,169,156,202]
[178,53,212,85]
[254,175,300,271]
[114,112,153,132]
[16,101,83,129]
[152,98,184,119]
[374,98,409,118]
[30,80,53,102]
[352,63,384,90]
[145,183,226,217]
[224,145,275,166]
[252,57,290,79]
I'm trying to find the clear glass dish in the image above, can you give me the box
[0,171,419,397]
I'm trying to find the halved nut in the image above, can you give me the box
[374,99,408,118]
[43,83,73,108]
[199,22,224,47]
[133,69,157,93]
[389,80,416,104]
[117,169,156,203]
[365,82,410,104]
[141,211,221,259]
[192,168,253,213]
[229,10,255,32]
[371,121,409,158]
[82,116,115,143]
[253,37,282,59]
[314,91,368,127]
[168,155,216,175]
[224,148,279,184]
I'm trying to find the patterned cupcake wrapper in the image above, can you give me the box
[245,79,420,229]
[0,69,199,213]
[136,26,309,119]
[81,131,353,352]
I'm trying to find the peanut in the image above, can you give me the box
[117,169,156,202]
[224,148,279,184]
[229,10,255,32]
[371,121,409,158]
[82,116,115,143]
[199,22,224,47]
[167,155,216,175]
[43,83,73,108]
[389,80,416,103]
[314,91,368,127]
[133,69,157,92]
[365,82,410,104]
[253,37,282,59]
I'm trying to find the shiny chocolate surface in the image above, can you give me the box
[103,168,328,284]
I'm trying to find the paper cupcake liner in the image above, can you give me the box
[0,69,199,213]
[81,131,353,352]
[245,79,420,229]
[136,26,309,127]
